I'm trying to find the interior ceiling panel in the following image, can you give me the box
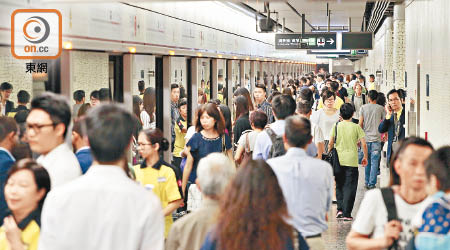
[246,0,368,32]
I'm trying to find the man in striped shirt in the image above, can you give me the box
[253,84,274,124]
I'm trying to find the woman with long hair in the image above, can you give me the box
[233,87,254,112]
[218,104,232,138]
[232,96,251,145]
[132,95,143,136]
[182,103,234,196]
[77,103,91,117]
[201,159,308,250]
[134,128,182,238]
[0,159,51,250]
[141,87,156,129]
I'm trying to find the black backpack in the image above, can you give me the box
[381,188,399,250]
[266,128,286,159]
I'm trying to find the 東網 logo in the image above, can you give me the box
[11,9,62,59]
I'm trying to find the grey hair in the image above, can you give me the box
[196,153,236,197]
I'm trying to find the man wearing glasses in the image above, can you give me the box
[26,92,81,187]
[378,89,405,166]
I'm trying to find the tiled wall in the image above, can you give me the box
[404,0,450,148]
[356,0,450,148]
[70,51,109,103]
[0,47,33,104]
[393,19,406,89]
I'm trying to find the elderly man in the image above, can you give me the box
[166,153,235,250]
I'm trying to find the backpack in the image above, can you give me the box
[381,187,399,250]
[266,128,286,159]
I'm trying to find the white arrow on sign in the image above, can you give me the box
[327,38,334,45]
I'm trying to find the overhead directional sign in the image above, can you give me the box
[275,33,337,50]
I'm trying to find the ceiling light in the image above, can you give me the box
[169,50,175,56]
[63,41,72,50]
[128,47,136,53]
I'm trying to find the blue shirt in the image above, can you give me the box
[252,120,317,160]
[267,148,333,237]
[187,133,231,183]
[201,231,309,250]
[75,147,93,174]
[0,148,15,226]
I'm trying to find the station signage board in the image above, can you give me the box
[342,32,373,50]
[275,33,337,50]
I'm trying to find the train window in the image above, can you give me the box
[198,58,211,105]
[134,55,157,131]
[217,59,226,105]
[232,60,240,93]
[244,61,251,90]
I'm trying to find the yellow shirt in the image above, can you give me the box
[218,93,224,104]
[368,82,376,91]
[317,96,345,110]
[173,118,187,158]
[0,220,40,250]
[133,163,181,237]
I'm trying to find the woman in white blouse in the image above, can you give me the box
[140,87,156,129]
[311,89,340,153]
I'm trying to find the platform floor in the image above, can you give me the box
[322,149,390,250]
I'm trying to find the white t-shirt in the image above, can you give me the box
[37,143,82,188]
[237,130,260,152]
[185,126,196,142]
[140,110,156,130]
[311,122,324,145]
[311,109,340,141]
[352,189,429,250]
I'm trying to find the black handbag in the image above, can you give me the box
[329,122,341,175]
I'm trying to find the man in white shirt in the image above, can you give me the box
[346,137,434,250]
[26,92,81,187]
[267,116,333,250]
[39,104,165,250]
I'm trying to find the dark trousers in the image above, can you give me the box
[335,166,359,217]
[172,156,182,169]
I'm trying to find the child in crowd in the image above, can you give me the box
[413,146,450,250]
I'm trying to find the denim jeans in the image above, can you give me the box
[359,141,382,186]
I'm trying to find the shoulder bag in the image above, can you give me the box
[329,122,342,176]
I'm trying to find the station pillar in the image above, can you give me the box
[393,1,406,89]
[383,17,394,91]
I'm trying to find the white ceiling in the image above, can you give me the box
[246,0,368,33]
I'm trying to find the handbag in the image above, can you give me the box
[329,122,342,176]
[237,132,252,165]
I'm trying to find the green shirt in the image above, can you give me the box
[330,121,365,167]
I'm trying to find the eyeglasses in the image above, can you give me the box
[26,123,56,133]
[137,143,153,147]
[388,98,401,102]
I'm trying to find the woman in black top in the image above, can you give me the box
[233,96,251,145]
